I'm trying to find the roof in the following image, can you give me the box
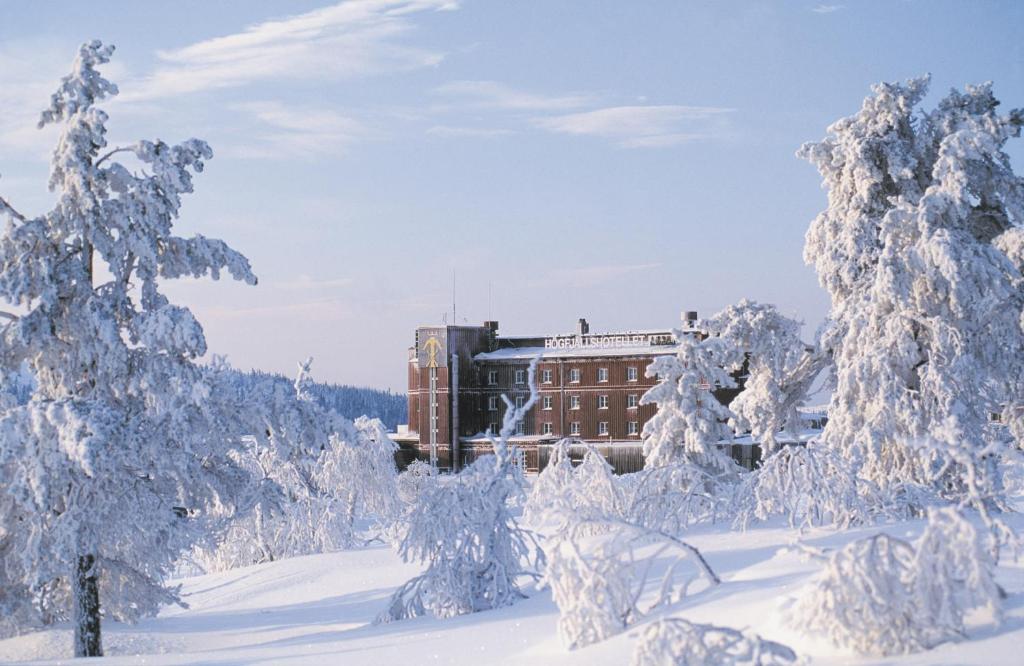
[474,344,679,361]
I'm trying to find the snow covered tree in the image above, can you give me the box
[704,300,822,454]
[543,510,720,650]
[377,358,545,623]
[0,42,258,655]
[641,324,737,471]
[631,618,797,666]
[789,506,1002,656]
[800,76,1024,510]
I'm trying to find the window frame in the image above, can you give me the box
[627,366,638,382]
[598,421,609,436]
[597,367,609,383]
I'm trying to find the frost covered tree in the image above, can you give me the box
[0,42,258,655]
[789,506,1002,656]
[377,358,545,623]
[800,76,1024,510]
[196,358,398,571]
[631,618,797,666]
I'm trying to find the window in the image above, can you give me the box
[598,395,609,409]
[542,396,553,410]
[542,422,553,435]
[488,422,497,433]
[569,395,581,410]
[515,421,525,435]
[628,421,639,435]
[598,421,609,436]
[598,367,609,382]
[515,396,524,409]
[541,369,552,384]
[569,368,581,383]
[627,394,638,408]
[515,369,526,384]
[627,366,638,382]
[570,421,581,435]
[487,370,498,386]
[488,396,498,411]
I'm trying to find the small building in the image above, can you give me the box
[394,315,743,473]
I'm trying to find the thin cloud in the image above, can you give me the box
[433,80,594,111]
[124,0,458,101]
[534,105,734,148]
[226,101,370,159]
[426,125,514,138]
[811,4,845,13]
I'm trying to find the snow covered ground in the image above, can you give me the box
[3,514,1023,665]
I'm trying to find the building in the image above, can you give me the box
[394,315,743,473]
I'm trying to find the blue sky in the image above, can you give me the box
[1,0,1021,391]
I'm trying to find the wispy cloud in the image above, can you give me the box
[545,263,662,288]
[226,101,370,159]
[426,125,514,138]
[810,4,845,13]
[124,0,457,101]
[534,105,734,148]
[433,80,594,111]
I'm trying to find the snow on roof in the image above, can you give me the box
[474,344,679,361]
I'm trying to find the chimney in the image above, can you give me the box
[577,318,590,335]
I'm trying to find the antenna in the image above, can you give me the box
[452,269,456,324]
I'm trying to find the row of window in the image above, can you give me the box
[489,394,641,411]
[488,366,640,386]
[496,421,641,436]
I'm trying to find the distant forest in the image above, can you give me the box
[227,369,407,429]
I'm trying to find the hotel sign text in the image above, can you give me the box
[544,333,675,349]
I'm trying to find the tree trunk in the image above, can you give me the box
[73,554,102,658]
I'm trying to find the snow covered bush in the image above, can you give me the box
[376,359,544,623]
[734,443,877,529]
[789,507,1002,656]
[195,359,398,572]
[801,76,1024,508]
[525,440,626,532]
[544,512,720,650]
[524,438,576,526]
[631,618,797,666]
[0,42,258,656]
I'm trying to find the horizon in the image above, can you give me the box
[1,0,1021,392]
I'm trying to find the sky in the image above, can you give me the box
[0,0,1021,392]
